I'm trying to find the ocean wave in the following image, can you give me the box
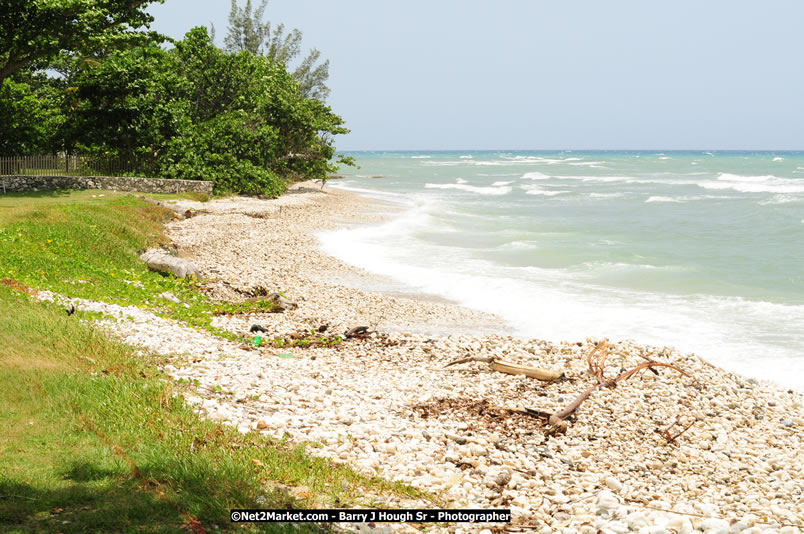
[759,194,804,205]
[521,171,551,180]
[646,196,682,203]
[498,240,541,251]
[492,180,513,186]
[577,261,667,272]
[424,183,512,196]
[698,173,804,194]
[411,155,431,159]
[589,193,625,199]
[773,157,784,161]
[456,178,468,184]
[459,155,473,159]
[521,185,570,196]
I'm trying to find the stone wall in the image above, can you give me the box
[0,175,213,195]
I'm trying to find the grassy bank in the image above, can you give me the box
[0,190,275,340]
[0,191,426,533]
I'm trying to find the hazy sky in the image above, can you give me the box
[148,0,804,151]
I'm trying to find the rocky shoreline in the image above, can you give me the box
[67,184,804,533]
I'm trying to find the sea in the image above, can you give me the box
[318,151,804,392]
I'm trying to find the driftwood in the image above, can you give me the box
[656,417,696,444]
[140,248,199,279]
[444,355,563,382]
[140,196,194,219]
[344,326,370,339]
[544,340,691,436]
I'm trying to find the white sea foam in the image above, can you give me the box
[698,173,804,194]
[521,171,551,180]
[491,181,513,186]
[424,183,512,195]
[411,155,431,159]
[499,240,540,251]
[759,194,803,205]
[773,157,784,161]
[319,213,804,391]
[589,193,625,199]
[521,185,569,196]
[459,155,473,159]
[456,178,468,184]
[646,196,684,203]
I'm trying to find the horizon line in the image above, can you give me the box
[337,148,804,153]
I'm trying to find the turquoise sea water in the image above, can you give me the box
[319,151,804,391]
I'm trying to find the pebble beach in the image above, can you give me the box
[54,184,804,533]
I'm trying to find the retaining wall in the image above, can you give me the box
[0,175,213,195]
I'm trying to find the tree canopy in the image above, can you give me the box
[0,0,164,84]
[0,3,350,195]
[223,0,330,101]
[62,27,348,195]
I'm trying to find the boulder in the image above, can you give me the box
[140,248,199,279]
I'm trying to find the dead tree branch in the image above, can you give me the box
[445,355,563,382]
[545,351,691,436]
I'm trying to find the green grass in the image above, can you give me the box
[0,190,272,340]
[0,190,431,532]
[0,285,425,533]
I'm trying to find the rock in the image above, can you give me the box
[447,433,467,445]
[494,470,512,487]
[596,490,619,512]
[159,291,182,304]
[699,517,730,532]
[605,476,624,493]
[267,292,297,312]
[140,248,199,278]
[256,419,268,430]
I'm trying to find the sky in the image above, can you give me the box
[148,0,804,151]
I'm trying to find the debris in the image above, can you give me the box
[249,324,268,333]
[543,341,691,436]
[344,326,370,339]
[66,304,76,316]
[444,355,563,382]
[158,291,182,304]
[140,249,199,279]
[657,417,697,444]
[140,196,195,219]
[266,292,297,312]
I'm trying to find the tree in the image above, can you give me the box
[0,77,59,155]
[63,27,349,195]
[0,0,164,85]
[223,0,330,101]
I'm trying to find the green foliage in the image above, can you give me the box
[0,191,281,339]
[60,27,348,195]
[224,0,330,101]
[0,78,54,155]
[0,0,164,84]
[1,4,348,195]
[0,285,426,532]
